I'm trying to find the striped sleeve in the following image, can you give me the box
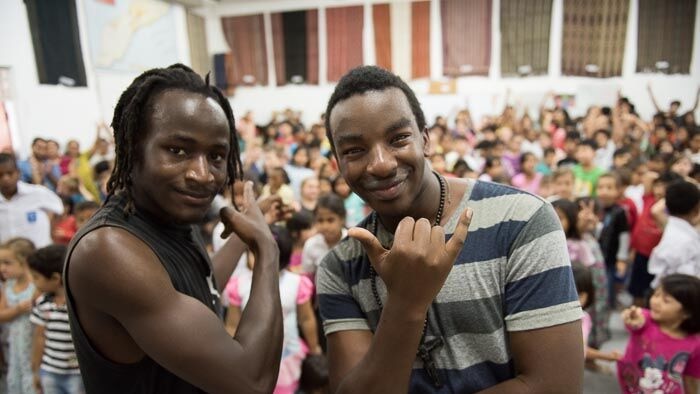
[316,247,370,335]
[503,202,582,332]
[30,300,47,327]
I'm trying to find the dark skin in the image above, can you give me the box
[67,89,282,394]
[327,88,583,393]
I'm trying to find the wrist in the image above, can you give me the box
[384,295,429,324]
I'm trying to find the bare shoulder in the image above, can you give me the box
[68,226,174,316]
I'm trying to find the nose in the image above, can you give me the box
[185,155,215,185]
[366,144,397,178]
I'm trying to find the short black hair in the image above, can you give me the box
[572,264,594,309]
[31,137,46,146]
[659,274,700,334]
[324,66,425,152]
[287,210,313,235]
[578,139,598,150]
[315,192,346,219]
[27,244,67,279]
[665,180,700,216]
[671,100,681,107]
[107,64,242,214]
[613,147,630,158]
[0,152,17,168]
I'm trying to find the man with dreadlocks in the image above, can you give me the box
[63,64,283,394]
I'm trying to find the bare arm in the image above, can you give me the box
[211,232,247,292]
[68,182,282,394]
[647,82,662,113]
[297,300,322,355]
[224,305,242,337]
[31,324,45,374]
[476,321,584,394]
[0,295,31,322]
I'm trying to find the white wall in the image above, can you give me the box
[0,0,191,156]
[197,0,700,128]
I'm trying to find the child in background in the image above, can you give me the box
[617,274,700,394]
[572,265,621,366]
[225,226,322,394]
[332,176,365,227]
[0,238,37,394]
[553,199,610,349]
[511,152,543,195]
[629,171,683,306]
[648,180,700,288]
[572,139,605,198]
[596,173,631,308]
[301,193,347,281]
[615,168,638,231]
[28,244,83,394]
[286,211,315,274]
[549,167,575,202]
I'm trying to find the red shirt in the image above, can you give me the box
[630,194,662,256]
[53,215,77,245]
[618,197,638,231]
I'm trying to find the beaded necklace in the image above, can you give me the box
[368,171,446,388]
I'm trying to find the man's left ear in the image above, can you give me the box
[422,126,430,157]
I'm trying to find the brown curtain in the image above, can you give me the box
[326,6,364,82]
[562,0,629,78]
[637,0,696,74]
[271,13,286,85]
[500,0,552,76]
[441,0,492,76]
[412,1,431,78]
[374,4,392,71]
[187,12,209,77]
[306,10,319,84]
[221,14,268,85]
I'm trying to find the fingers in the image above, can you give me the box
[348,227,388,270]
[219,206,236,239]
[445,208,473,258]
[413,218,431,244]
[242,181,255,209]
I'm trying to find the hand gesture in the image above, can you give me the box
[219,181,276,254]
[577,200,598,235]
[349,208,473,311]
[621,306,645,329]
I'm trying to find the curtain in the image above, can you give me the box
[374,4,392,71]
[271,10,319,85]
[500,0,552,76]
[25,0,87,86]
[637,0,696,74]
[411,1,431,78]
[221,14,268,85]
[326,6,364,82]
[441,0,492,76]
[562,0,629,78]
[186,12,209,77]
[212,53,228,91]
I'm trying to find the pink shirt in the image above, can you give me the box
[617,309,700,394]
[511,172,543,195]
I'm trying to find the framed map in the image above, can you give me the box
[83,0,179,72]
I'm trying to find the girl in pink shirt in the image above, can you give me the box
[617,274,700,394]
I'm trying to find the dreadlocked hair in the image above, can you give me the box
[107,64,243,214]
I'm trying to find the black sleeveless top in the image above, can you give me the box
[64,194,222,394]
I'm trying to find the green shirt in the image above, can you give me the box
[572,164,605,197]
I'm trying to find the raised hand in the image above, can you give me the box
[349,208,473,312]
[219,181,276,255]
[621,306,645,329]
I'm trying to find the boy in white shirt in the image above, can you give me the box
[648,180,700,288]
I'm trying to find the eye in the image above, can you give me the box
[342,148,363,157]
[391,134,411,145]
[169,147,187,157]
[209,152,225,162]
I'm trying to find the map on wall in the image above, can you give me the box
[83,0,179,72]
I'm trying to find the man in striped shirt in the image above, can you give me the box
[317,66,583,393]
[28,244,83,393]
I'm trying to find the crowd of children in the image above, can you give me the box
[1,87,699,392]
